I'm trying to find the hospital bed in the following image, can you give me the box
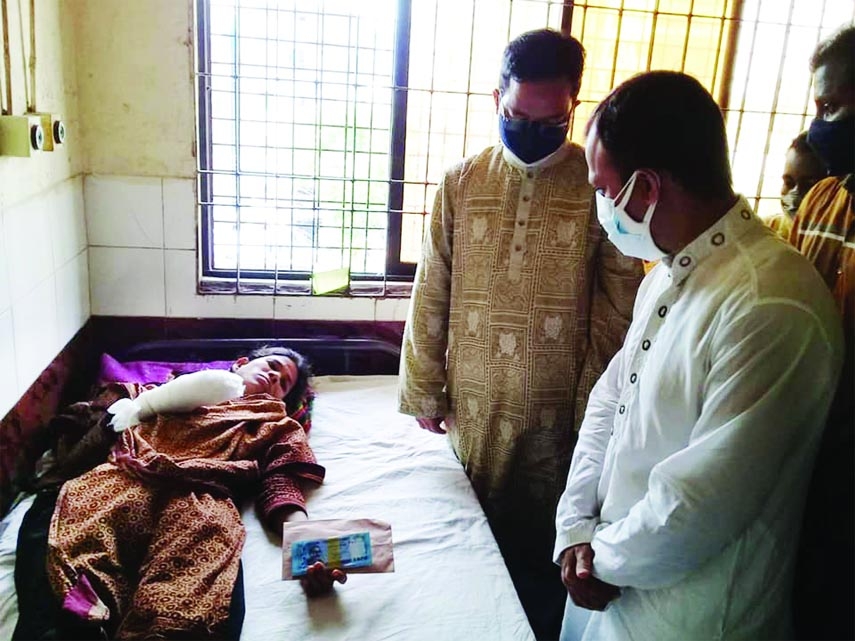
[0,338,535,641]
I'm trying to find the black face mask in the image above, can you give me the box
[498,115,569,164]
[807,116,855,176]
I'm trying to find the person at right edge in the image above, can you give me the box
[553,70,843,641]
[788,23,855,641]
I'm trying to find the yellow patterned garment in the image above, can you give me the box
[762,211,794,241]
[789,174,854,431]
[399,142,643,533]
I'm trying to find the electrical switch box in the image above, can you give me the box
[34,113,66,151]
[0,114,45,157]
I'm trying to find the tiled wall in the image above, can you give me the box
[0,177,89,418]
[85,174,413,323]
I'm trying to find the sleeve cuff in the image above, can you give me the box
[258,472,306,523]
[398,393,448,418]
[553,519,599,565]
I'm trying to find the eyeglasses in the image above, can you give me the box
[499,100,572,133]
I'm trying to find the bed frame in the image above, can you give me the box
[116,337,402,377]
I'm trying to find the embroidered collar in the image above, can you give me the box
[501,140,573,173]
[664,196,756,286]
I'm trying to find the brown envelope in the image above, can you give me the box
[281,518,395,580]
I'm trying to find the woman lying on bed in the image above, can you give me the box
[17,346,345,640]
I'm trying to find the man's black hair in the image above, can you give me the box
[810,24,855,93]
[588,71,732,200]
[498,28,585,95]
[247,345,312,409]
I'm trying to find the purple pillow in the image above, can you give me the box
[97,353,235,385]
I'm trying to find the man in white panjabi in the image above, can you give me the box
[399,29,643,639]
[554,71,843,641]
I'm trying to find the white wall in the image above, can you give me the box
[0,0,86,417]
[74,0,410,324]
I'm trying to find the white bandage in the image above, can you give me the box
[107,398,142,433]
[107,369,245,433]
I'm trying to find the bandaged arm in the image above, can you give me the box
[107,369,245,432]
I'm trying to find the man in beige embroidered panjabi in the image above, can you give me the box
[398,28,643,640]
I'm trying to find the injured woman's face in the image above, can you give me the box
[234,355,299,400]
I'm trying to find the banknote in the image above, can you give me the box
[291,531,373,577]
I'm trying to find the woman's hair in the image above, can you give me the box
[790,131,813,155]
[246,345,313,410]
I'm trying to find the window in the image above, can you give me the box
[197,0,404,292]
[196,0,855,293]
[724,0,854,218]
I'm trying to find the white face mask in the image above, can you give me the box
[780,187,802,218]
[595,171,667,261]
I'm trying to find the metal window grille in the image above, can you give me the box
[197,0,402,291]
[566,0,738,139]
[724,0,854,218]
[196,0,855,293]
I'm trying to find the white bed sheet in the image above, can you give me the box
[0,494,34,640]
[0,375,535,641]
[240,375,535,641]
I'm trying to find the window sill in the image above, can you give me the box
[198,278,413,298]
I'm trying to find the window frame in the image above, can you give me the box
[196,0,416,283]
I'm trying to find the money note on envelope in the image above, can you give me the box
[282,518,395,580]
[291,532,373,577]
